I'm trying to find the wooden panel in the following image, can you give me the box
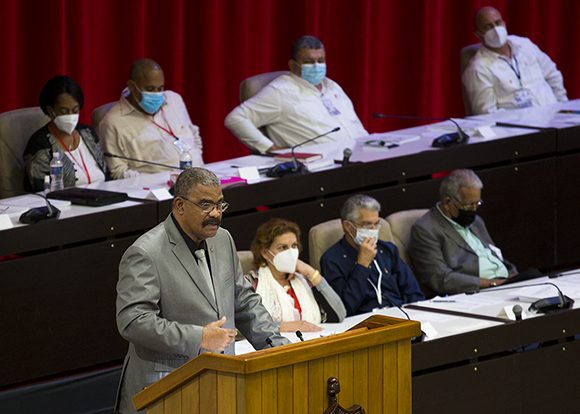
[164,389,182,413]
[396,341,412,414]
[368,345,383,413]
[217,372,237,414]
[199,371,218,414]
[147,400,164,414]
[244,372,262,414]
[262,368,278,413]
[383,342,398,413]
[308,358,324,414]
[182,377,200,414]
[352,348,369,409]
[337,352,354,407]
[276,365,293,414]
[293,361,309,414]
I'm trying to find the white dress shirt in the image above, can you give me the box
[99,90,203,179]
[224,73,368,154]
[462,35,568,115]
[66,137,106,186]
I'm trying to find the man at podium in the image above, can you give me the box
[115,168,289,414]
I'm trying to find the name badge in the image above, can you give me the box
[514,88,533,108]
[322,98,341,116]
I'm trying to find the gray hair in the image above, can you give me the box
[340,194,381,222]
[439,169,483,200]
[173,168,220,199]
[290,35,324,60]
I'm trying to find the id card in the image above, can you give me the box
[514,88,533,108]
[322,98,341,116]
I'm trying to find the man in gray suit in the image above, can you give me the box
[410,169,517,296]
[115,168,289,414]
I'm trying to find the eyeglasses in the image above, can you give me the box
[181,197,229,214]
[452,197,483,211]
[350,220,382,230]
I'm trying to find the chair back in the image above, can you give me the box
[237,250,255,275]
[240,71,289,103]
[92,101,116,127]
[308,218,392,269]
[385,209,428,266]
[0,107,50,198]
[460,43,481,116]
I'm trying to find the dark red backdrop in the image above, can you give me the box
[2,0,579,162]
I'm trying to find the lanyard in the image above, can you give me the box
[502,54,523,86]
[367,260,383,306]
[150,108,178,140]
[49,124,92,184]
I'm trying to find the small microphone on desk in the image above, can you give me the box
[265,337,274,348]
[266,127,340,178]
[381,294,425,343]
[373,112,469,148]
[341,148,352,167]
[466,281,574,314]
[19,193,61,224]
[295,330,305,342]
[103,152,184,171]
[512,305,523,321]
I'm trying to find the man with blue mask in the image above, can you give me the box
[320,194,423,316]
[225,35,367,154]
[462,6,567,115]
[99,58,203,179]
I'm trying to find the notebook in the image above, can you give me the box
[47,188,129,207]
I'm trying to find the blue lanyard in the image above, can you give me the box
[503,54,522,83]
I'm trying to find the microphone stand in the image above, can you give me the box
[103,152,184,171]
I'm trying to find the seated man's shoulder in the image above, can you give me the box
[99,100,124,125]
[320,239,345,260]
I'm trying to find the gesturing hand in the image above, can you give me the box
[357,237,378,268]
[201,316,237,352]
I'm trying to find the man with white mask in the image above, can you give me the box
[462,6,568,115]
[225,35,367,154]
[99,58,203,179]
[320,195,424,316]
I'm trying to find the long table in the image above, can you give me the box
[2,102,580,389]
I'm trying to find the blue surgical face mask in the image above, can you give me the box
[301,63,326,86]
[138,89,165,114]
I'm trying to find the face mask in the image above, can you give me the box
[484,25,508,48]
[301,63,326,86]
[53,114,79,135]
[270,248,299,274]
[353,227,380,246]
[453,209,477,227]
[139,90,165,114]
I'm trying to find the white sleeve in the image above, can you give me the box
[462,63,499,115]
[529,40,568,102]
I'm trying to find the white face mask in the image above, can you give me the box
[54,114,79,135]
[354,228,380,245]
[270,248,299,274]
[484,25,508,49]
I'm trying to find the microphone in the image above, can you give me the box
[266,127,340,178]
[295,330,305,342]
[103,152,184,171]
[466,282,574,314]
[512,305,523,321]
[380,294,425,343]
[373,113,469,148]
[341,148,352,167]
[265,337,274,348]
[19,193,61,224]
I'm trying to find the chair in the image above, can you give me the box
[385,209,428,266]
[239,70,289,103]
[308,218,392,269]
[237,250,255,275]
[91,101,116,127]
[459,43,481,116]
[0,107,50,199]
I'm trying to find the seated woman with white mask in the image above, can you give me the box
[247,218,346,332]
[23,75,109,192]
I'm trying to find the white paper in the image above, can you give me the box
[238,166,260,180]
[0,214,14,230]
[146,188,173,201]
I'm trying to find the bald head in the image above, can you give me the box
[475,6,504,33]
[129,58,164,83]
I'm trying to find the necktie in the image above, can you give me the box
[194,249,215,302]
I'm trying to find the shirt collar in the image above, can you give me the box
[436,202,468,231]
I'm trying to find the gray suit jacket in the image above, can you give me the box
[409,207,517,295]
[115,215,288,413]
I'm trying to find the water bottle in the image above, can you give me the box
[179,150,192,170]
[50,152,64,191]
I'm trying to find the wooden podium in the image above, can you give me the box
[133,315,420,414]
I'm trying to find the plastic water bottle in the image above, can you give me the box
[50,152,64,191]
[179,150,192,170]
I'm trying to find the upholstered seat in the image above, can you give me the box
[308,218,392,269]
[385,209,428,266]
[237,250,255,275]
[92,101,116,127]
[0,107,50,198]
[239,70,289,103]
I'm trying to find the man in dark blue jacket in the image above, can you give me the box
[320,194,424,316]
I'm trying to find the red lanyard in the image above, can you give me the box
[286,286,302,318]
[50,124,92,184]
[150,108,178,140]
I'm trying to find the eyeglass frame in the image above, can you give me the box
[451,197,484,211]
[347,219,382,230]
[180,196,230,214]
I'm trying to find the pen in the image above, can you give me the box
[432,299,456,303]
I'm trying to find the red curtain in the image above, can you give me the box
[2,0,579,162]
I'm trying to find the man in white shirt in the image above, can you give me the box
[462,6,567,115]
[99,58,203,179]
[224,35,368,154]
